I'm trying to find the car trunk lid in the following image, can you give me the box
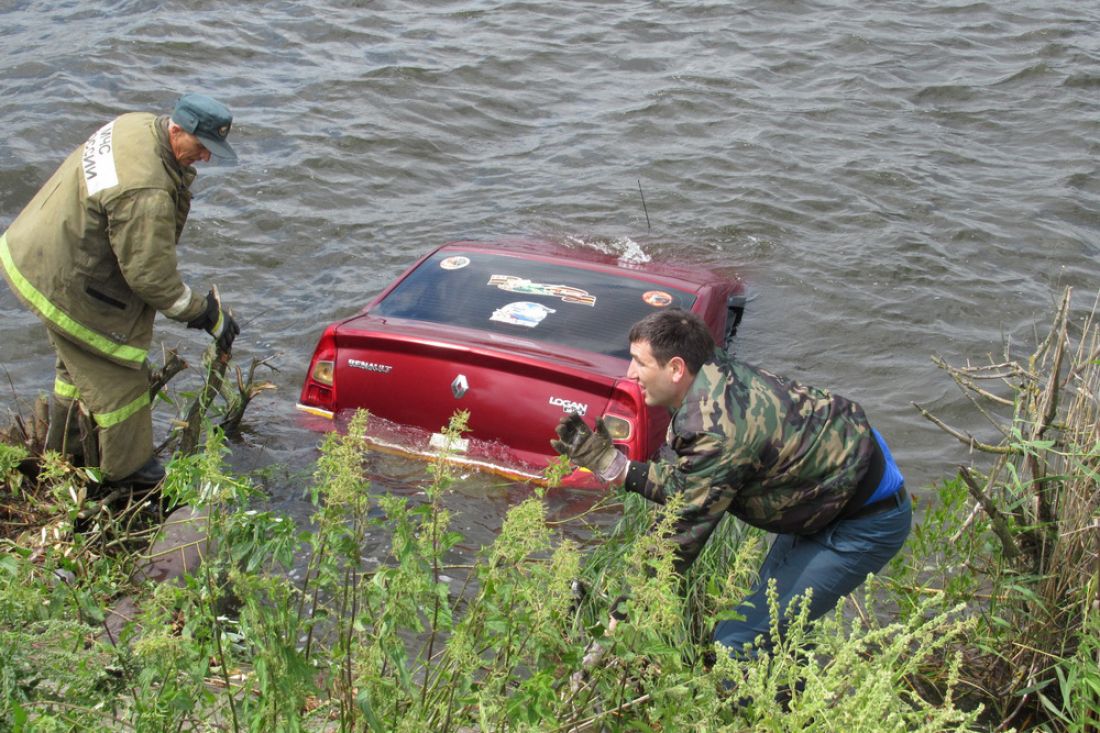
[331,319,623,469]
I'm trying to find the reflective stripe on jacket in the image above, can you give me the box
[0,112,207,368]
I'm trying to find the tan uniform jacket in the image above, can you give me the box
[0,112,207,368]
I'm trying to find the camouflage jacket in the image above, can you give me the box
[624,349,874,573]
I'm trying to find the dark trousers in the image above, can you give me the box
[713,489,912,656]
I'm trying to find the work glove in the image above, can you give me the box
[550,414,627,482]
[187,289,240,352]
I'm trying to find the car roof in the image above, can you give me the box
[435,239,732,289]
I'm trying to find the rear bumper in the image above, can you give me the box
[295,403,335,420]
[295,405,606,490]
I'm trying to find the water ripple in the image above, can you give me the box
[1,0,1099,503]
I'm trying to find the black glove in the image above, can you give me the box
[550,414,626,482]
[187,289,240,352]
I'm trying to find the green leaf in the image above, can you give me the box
[12,700,28,731]
[357,689,386,731]
[0,554,19,576]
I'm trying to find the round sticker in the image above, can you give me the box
[440,256,470,271]
[642,290,673,307]
[490,301,556,328]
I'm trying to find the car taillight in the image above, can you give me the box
[606,378,648,459]
[298,324,338,415]
[311,360,334,386]
[602,414,632,441]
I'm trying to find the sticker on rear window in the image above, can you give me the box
[490,301,556,328]
[488,274,596,306]
[440,256,470,270]
[643,290,673,307]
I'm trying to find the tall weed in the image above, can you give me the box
[0,407,1010,731]
[903,287,1099,730]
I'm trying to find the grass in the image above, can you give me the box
[0,411,985,732]
[1,286,1097,731]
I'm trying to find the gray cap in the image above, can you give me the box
[171,93,236,161]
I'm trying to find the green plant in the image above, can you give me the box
[706,580,985,733]
[10,290,1100,732]
[907,287,1100,730]
[0,442,28,482]
[1032,580,1100,733]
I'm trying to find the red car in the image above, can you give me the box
[297,240,745,488]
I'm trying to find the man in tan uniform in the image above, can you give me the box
[0,93,240,489]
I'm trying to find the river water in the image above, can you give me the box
[2,1,1098,548]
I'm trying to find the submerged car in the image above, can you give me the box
[297,240,746,487]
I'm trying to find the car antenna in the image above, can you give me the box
[637,179,651,231]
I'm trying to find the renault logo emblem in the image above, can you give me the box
[451,374,469,399]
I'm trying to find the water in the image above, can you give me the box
[2,0,1098,545]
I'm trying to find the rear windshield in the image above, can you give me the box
[372,250,697,359]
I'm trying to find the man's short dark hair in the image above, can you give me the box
[628,308,714,374]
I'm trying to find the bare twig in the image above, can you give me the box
[557,692,652,733]
[911,402,1016,454]
[149,349,188,398]
[177,287,232,455]
[957,466,1020,562]
[218,355,277,437]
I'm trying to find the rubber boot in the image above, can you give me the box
[104,457,165,489]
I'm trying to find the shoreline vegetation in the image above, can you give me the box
[1,287,1096,732]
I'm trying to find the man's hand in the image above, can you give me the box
[187,289,240,352]
[550,414,627,482]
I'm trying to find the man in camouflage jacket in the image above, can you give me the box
[553,308,911,657]
[0,94,240,487]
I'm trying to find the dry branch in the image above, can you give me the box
[177,345,231,455]
[917,286,1100,726]
[218,356,277,436]
[149,349,188,398]
[957,466,1020,562]
[910,401,1015,454]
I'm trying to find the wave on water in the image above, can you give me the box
[564,234,652,265]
